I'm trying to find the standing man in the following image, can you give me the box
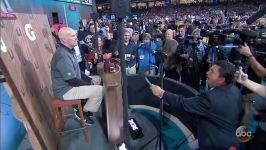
[113,30,137,74]
[163,29,179,80]
[51,27,103,125]
[150,60,244,150]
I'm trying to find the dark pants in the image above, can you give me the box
[165,68,179,81]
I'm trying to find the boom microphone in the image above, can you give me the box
[234,29,258,38]
[79,41,102,55]
[246,7,266,25]
[222,29,236,34]
[79,40,94,50]
[223,29,258,38]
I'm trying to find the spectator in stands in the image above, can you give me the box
[50,25,60,46]
[132,31,140,46]
[104,31,118,58]
[113,30,137,74]
[82,23,97,47]
[175,24,187,43]
[101,24,111,39]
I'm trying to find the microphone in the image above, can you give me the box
[234,29,258,38]
[223,29,258,38]
[145,77,152,86]
[222,29,236,34]
[246,7,266,25]
[79,40,94,50]
[138,71,152,87]
[152,50,167,57]
[79,41,102,55]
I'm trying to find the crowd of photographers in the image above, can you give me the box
[51,1,266,149]
[79,3,264,91]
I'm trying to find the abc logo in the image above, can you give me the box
[235,126,252,142]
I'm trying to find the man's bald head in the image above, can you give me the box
[257,18,266,27]
[165,29,174,40]
[58,27,74,40]
[58,27,77,49]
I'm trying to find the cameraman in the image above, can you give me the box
[176,25,206,90]
[237,43,266,77]
[175,25,190,83]
[137,33,157,75]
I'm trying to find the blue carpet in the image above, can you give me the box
[1,83,26,150]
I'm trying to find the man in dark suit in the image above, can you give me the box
[150,60,244,150]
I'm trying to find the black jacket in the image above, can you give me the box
[163,84,244,150]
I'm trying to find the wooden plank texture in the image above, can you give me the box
[98,64,124,144]
[0,13,57,150]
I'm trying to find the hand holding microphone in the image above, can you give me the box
[138,71,164,98]
[150,84,165,99]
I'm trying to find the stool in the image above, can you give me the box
[51,98,89,146]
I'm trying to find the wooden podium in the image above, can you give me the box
[97,63,124,144]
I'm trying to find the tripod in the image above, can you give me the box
[139,52,166,150]
[185,43,201,91]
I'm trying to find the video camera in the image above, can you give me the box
[200,28,266,51]
[200,5,266,51]
[183,35,203,45]
[140,42,150,49]
[200,29,230,46]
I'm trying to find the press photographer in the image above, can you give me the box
[137,33,157,75]
[176,25,206,90]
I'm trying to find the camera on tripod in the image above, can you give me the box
[184,35,203,45]
[200,29,236,46]
[200,27,266,51]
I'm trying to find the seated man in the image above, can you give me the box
[51,27,103,125]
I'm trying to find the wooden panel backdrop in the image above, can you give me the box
[0,13,57,150]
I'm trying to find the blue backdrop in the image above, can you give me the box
[1,83,26,150]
